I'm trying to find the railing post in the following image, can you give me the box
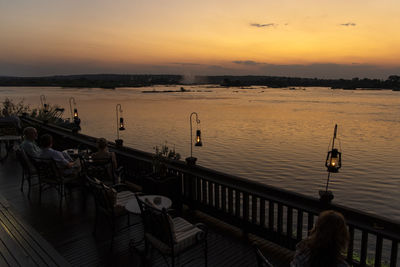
[260,199,266,227]
[221,186,227,213]
[296,209,303,242]
[375,235,383,267]
[268,201,274,231]
[228,188,233,215]
[347,226,355,265]
[215,184,220,209]
[252,196,258,225]
[287,207,293,248]
[360,231,368,266]
[183,172,196,209]
[390,240,398,267]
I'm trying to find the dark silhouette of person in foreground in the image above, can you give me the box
[291,210,349,267]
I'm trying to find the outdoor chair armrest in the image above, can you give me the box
[195,223,208,241]
[252,243,274,267]
[166,208,178,217]
[112,183,129,192]
[115,166,125,182]
[195,223,207,231]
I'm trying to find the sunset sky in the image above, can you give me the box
[1,0,400,78]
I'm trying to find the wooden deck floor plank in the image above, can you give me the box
[0,235,22,267]
[0,210,51,266]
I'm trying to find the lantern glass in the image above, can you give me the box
[326,148,341,172]
[328,156,339,167]
[74,108,78,118]
[195,130,202,146]
[119,117,125,131]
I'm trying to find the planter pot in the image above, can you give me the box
[185,156,197,166]
[115,139,123,147]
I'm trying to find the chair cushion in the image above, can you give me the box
[114,191,135,215]
[167,215,177,243]
[116,191,136,207]
[145,217,204,256]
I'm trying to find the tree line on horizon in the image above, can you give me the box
[0,74,399,90]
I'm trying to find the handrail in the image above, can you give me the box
[20,115,400,267]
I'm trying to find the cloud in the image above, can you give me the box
[231,61,400,79]
[232,60,262,66]
[250,23,277,28]
[171,62,201,66]
[340,22,356,27]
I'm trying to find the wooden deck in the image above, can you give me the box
[0,152,293,267]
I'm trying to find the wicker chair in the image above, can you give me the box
[15,148,38,198]
[30,156,82,211]
[86,176,136,250]
[137,195,208,267]
[83,157,122,185]
[254,244,274,267]
[0,122,21,161]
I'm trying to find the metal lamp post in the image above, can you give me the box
[69,97,78,119]
[115,104,125,147]
[40,95,48,113]
[319,124,342,203]
[186,112,203,165]
[69,97,81,132]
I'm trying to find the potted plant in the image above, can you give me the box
[143,142,182,210]
[152,142,181,178]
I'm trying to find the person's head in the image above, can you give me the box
[306,210,349,267]
[23,127,38,141]
[40,134,53,148]
[97,138,108,151]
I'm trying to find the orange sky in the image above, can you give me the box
[1,0,400,78]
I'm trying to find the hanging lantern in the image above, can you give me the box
[195,129,202,146]
[119,117,125,131]
[43,103,49,113]
[73,108,79,118]
[325,148,341,172]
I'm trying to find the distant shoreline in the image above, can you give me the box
[0,74,399,91]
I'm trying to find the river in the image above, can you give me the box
[2,85,399,222]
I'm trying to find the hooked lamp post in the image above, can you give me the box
[115,104,125,147]
[186,112,203,165]
[69,97,81,128]
[40,95,48,113]
[319,124,342,203]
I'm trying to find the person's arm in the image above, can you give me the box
[52,150,73,168]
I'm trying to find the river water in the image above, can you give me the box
[2,86,399,222]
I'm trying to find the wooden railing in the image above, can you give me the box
[21,116,400,267]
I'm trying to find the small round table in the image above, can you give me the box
[125,195,172,214]
[63,149,91,159]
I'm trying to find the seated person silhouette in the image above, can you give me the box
[291,210,350,267]
[90,138,119,183]
[39,134,81,175]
